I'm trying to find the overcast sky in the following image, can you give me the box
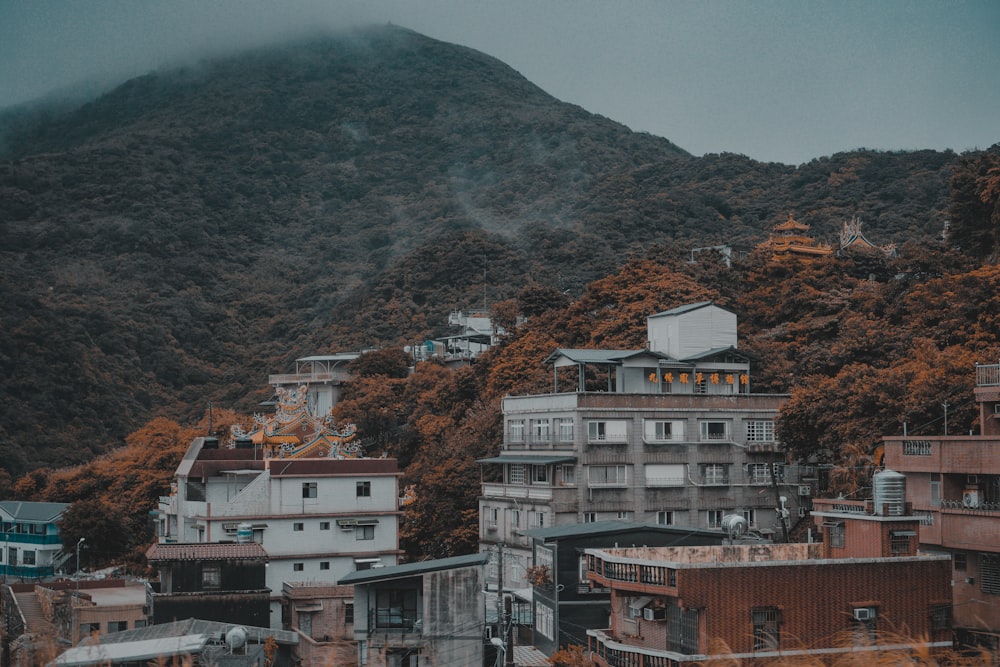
[1,0,997,165]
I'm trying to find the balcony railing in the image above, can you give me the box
[977,363,1000,387]
[940,499,1000,512]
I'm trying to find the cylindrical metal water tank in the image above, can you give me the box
[236,522,253,543]
[872,469,906,516]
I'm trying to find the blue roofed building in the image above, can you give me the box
[0,501,71,579]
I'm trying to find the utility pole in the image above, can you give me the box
[504,594,515,667]
[942,401,949,436]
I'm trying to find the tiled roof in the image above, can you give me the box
[145,542,268,562]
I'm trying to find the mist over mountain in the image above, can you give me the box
[0,25,963,474]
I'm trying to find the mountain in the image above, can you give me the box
[0,24,964,475]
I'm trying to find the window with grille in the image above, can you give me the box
[752,607,781,651]
[509,464,525,485]
[201,564,221,590]
[535,604,554,640]
[746,420,775,442]
[509,419,525,443]
[954,552,967,571]
[929,604,951,631]
[890,531,914,556]
[345,602,354,624]
[701,464,728,485]
[748,463,771,485]
[981,554,1000,595]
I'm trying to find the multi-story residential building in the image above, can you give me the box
[268,353,360,418]
[479,302,808,590]
[584,498,952,665]
[280,581,356,667]
[883,361,1000,652]
[156,436,402,627]
[0,500,70,579]
[339,552,490,667]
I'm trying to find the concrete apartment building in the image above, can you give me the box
[0,501,71,579]
[883,361,1000,652]
[479,302,809,590]
[156,437,402,628]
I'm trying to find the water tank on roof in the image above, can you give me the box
[721,513,748,540]
[873,469,906,516]
[225,626,248,651]
[237,523,253,543]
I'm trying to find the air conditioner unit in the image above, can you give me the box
[643,607,666,621]
[963,490,980,508]
[798,485,811,496]
[854,608,873,621]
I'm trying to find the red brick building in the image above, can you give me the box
[883,361,1000,652]
[584,506,951,665]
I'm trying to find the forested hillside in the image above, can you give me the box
[0,22,995,510]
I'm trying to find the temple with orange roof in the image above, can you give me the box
[765,213,834,257]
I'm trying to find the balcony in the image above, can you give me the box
[482,484,554,502]
[589,629,687,667]
[977,363,1000,387]
[268,370,352,385]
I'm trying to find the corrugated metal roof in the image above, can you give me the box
[525,520,721,541]
[544,348,637,364]
[649,300,722,318]
[0,500,70,522]
[96,618,297,646]
[145,542,268,562]
[338,552,489,585]
[54,634,210,666]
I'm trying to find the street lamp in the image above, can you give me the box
[76,537,86,575]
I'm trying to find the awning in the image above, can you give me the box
[476,455,577,465]
[294,603,323,612]
[628,596,653,612]
[890,530,917,537]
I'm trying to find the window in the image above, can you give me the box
[510,509,521,529]
[617,511,630,520]
[558,465,576,486]
[530,465,548,484]
[320,521,330,530]
[345,602,355,624]
[22,550,36,565]
[748,463,771,485]
[903,439,932,455]
[583,512,596,523]
[981,554,1000,595]
[708,510,724,528]
[201,564,221,590]
[557,418,574,442]
[743,509,757,527]
[588,465,627,486]
[531,419,551,443]
[302,482,317,498]
[700,421,728,441]
[656,511,674,526]
[930,473,941,506]
[532,512,546,528]
[293,522,304,531]
[701,464,729,485]
[293,562,305,572]
[752,607,781,651]
[509,419,525,443]
[108,621,128,633]
[509,464,525,485]
[535,604,554,640]
[746,420,775,442]
[954,552,967,571]
[644,419,684,443]
[320,561,330,570]
[890,531,915,556]
[646,463,685,487]
[356,525,375,541]
[357,481,371,497]
[588,420,627,443]
[487,507,499,528]
[80,623,100,636]
[694,373,707,394]
[375,589,418,629]
[827,522,845,549]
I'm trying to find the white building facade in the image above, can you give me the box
[157,437,402,627]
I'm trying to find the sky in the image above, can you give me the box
[1,0,997,165]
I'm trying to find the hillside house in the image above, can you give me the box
[0,501,70,579]
[478,302,810,591]
[883,361,1000,652]
[156,436,402,627]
